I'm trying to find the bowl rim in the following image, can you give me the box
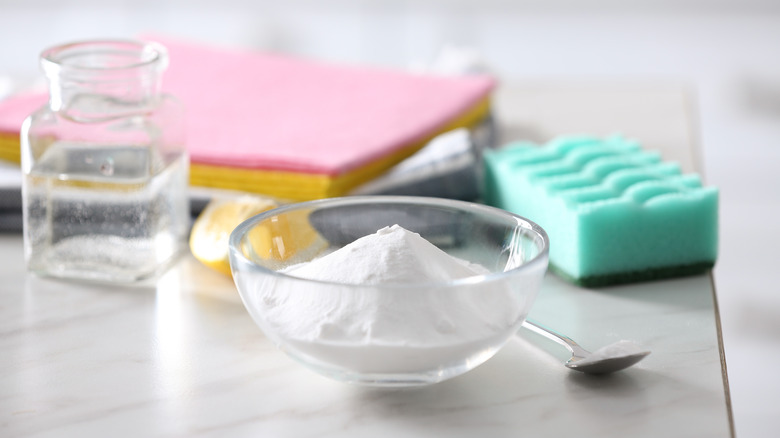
[228,195,549,289]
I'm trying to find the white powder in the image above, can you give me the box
[285,224,487,285]
[251,225,523,374]
[576,340,648,366]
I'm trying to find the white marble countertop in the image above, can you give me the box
[1,83,733,437]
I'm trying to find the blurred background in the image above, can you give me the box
[2,0,778,436]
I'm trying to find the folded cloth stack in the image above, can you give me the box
[0,36,495,201]
[0,161,21,230]
[350,125,494,201]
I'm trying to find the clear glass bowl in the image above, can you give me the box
[229,196,549,386]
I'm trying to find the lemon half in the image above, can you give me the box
[189,196,278,276]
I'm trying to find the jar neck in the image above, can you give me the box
[41,40,168,120]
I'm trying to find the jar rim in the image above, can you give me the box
[40,39,167,73]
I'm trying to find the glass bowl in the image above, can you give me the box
[229,196,549,386]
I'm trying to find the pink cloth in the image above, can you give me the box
[0,36,495,175]
[0,93,45,133]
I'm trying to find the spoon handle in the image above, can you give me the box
[520,319,591,359]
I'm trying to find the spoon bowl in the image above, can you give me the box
[521,319,651,374]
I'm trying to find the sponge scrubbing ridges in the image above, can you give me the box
[483,135,718,287]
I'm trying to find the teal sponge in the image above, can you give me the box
[483,135,718,287]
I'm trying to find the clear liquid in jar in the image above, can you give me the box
[23,142,189,283]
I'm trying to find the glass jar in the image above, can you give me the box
[21,40,189,283]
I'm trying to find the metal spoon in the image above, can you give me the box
[520,319,651,374]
